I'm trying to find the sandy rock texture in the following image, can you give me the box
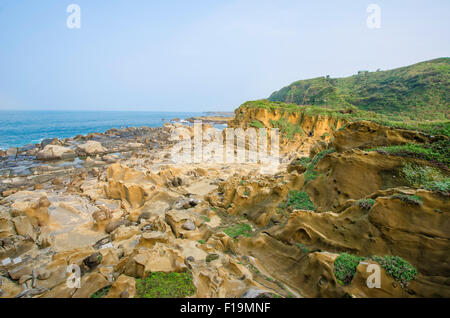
[0,113,448,298]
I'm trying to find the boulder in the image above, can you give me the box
[6,148,17,156]
[105,219,131,234]
[72,273,110,298]
[0,276,22,298]
[182,220,196,231]
[36,145,76,161]
[105,275,136,298]
[12,216,36,241]
[83,252,103,269]
[8,265,32,281]
[40,138,61,149]
[76,141,107,156]
[0,217,16,238]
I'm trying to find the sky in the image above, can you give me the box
[0,0,449,112]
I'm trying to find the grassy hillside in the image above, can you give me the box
[269,58,450,121]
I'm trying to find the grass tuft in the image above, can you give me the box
[135,272,196,298]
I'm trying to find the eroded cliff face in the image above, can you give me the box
[228,106,346,157]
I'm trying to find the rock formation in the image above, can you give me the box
[0,106,448,298]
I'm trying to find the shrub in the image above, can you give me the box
[135,272,196,298]
[286,190,316,211]
[223,223,253,239]
[334,253,365,285]
[392,194,423,205]
[371,256,418,286]
[358,198,376,210]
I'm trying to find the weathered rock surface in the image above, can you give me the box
[0,117,448,299]
[76,141,107,156]
[36,145,76,161]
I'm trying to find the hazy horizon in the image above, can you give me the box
[1,0,449,112]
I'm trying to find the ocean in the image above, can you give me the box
[0,110,210,150]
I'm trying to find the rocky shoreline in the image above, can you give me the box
[0,109,449,298]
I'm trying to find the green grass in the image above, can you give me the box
[269,118,304,140]
[334,253,365,285]
[223,223,253,239]
[198,240,205,244]
[268,57,450,122]
[357,198,376,210]
[303,148,336,182]
[392,194,423,205]
[286,190,316,211]
[369,143,449,165]
[371,256,418,286]
[201,216,211,223]
[249,120,265,128]
[90,286,111,298]
[135,272,196,298]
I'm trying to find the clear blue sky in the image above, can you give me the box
[0,0,449,112]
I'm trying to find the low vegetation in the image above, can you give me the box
[269,118,304,140]
[135,272,196,298]
[223,223,253,239]
[357,198,376,210]
[370,143,449,165]
[400,162,449,193]
[425,180,450,194]
[334,253,365,285]
[334,253,418,287]
[286,190,316,211]
[90,286,111,298]
[304,149,336,182]
[392,194,423,205]
[249,120,265,129]
[371,256,418,286]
